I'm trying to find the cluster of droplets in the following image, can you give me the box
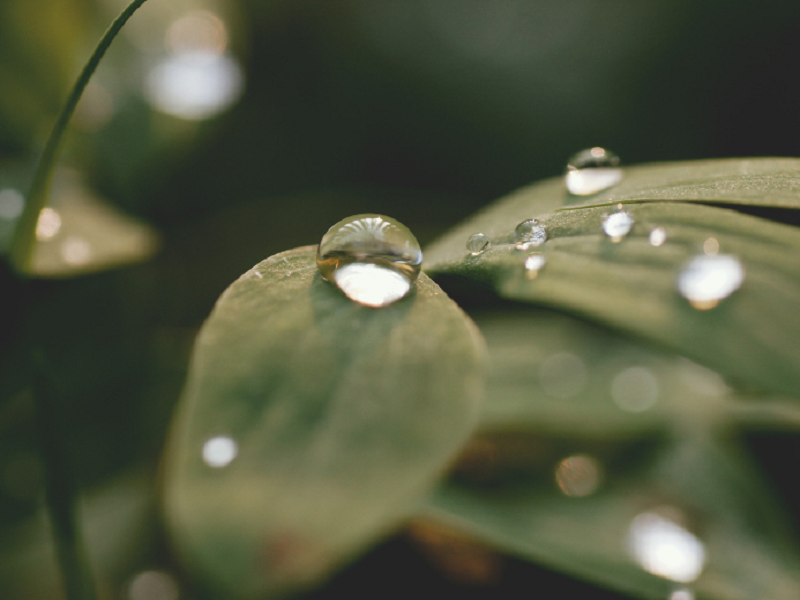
[315,150,744,312]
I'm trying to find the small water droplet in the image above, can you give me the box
[702,237,719,256]
[603,210,634,242]
[202,435,238,467]
[677,254,744,310]
[317,214,422,307]
[36,207,61,240]
[628,508,706,583]
[514,218,547,250]
[555,454,602,497]
[466,233,491,255]
[524,253,546,279]
[565,147,623,196]
[650,227,667,247]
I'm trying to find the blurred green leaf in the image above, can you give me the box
[424,433,800,600]
[426,199,800,399]
[163,246,485,599]
[9,169,159,278]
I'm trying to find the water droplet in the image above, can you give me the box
[524,253,546,279]
[612,367,659,412]
[202,435,238,468]
[628,508,706,583]
[555,454,602,497]
[466,233,491,255]
[0,189,24,220]
[649,227,667,247]
[317,214,422,307]
[603,210,634,242]
[677,254,744,310]
[702,237,719,256]
[539,352,587,399]
[36,207,61,240]
[565,147,623,196]
[514,218,547,250]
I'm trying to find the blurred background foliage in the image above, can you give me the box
[1,0,800,598]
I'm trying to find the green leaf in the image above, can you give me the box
[426,200,800,399]
[423,433,800,600]
[23,169,158,278]
[417,308,800,600]
[163,246,486,599]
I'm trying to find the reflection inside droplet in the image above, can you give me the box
[628,509,706,583]
[36,208,62,240]
[524,253,546,279]
[612,367,658,413]
[703,237,719,256]
[145,50,244,120]
[677,254,744,310]
[0,189,24,220]
[603,210,634,242]
[61,236,92,266]
[127,570,180,600]
[514,218,547,250]
[202,435,238,468]
[539,352,587,398]
[565,147,623,196]
[649,227,667,247]
[555,454,602,497]
[317,214,422,307]
[333,263,412,307]
[467,233,491,255]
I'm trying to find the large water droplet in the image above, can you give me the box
[514,218,547,250]
[603,210,634,242]
[317,214,422,307]
[628,508,706,583]
[565,147,623,196]
[612,366,659,412]
[466,233,491,255]
[677,254,744,310]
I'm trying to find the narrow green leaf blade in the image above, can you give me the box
[163,246,485,599]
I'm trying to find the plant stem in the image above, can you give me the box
[32,348,97,600]
[9,0,151,274]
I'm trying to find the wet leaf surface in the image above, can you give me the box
[163,246,485,599]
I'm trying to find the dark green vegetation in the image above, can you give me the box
[2,1,800,600]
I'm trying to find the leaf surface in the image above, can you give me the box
[163,246,485,599]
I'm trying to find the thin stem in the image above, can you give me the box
[9,0,151,274]
[32,348,97,600]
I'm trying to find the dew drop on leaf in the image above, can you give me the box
[649,226,667,247]
[514,218,547,250]
[554,454,603,497]
[466,233,491,256]
[603,210,635,242]
[677,254,744,310]
[317,214,422,307]
[565,147,623,196]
